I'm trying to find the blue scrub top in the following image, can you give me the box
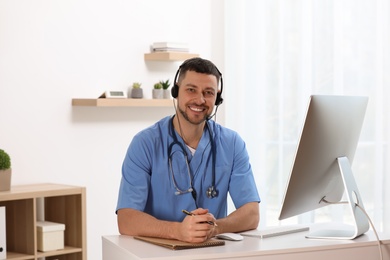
[116,116,260,222]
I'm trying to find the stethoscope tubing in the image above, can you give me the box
[168,116,217,198]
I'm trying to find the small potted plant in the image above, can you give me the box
[160,79,171,99]
[129,82,143,99]
[152,82,163,99]
[0,149,11,191]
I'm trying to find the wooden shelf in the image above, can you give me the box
[36,245,82,258]
[144,52,199,61]
[0,183,87,260]
[72,98,173,107]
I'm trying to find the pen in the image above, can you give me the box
[182,209,218,226]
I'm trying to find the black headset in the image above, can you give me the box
[171,58,224,106]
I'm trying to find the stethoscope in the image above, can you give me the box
[168,116,218,206]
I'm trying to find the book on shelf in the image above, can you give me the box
[152,42,189,49]
[152,47,189,53]
[134,236,225,250]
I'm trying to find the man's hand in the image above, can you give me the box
[178,208,217,243]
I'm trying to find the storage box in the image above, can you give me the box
[36,221,65,252]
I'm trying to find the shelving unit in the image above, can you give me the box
[72,98,173,107]
[144,52,199,61]
[0,183,86,260]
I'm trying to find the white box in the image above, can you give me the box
[36,221,65,252]
[0,207,6,260]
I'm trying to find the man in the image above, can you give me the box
[116,57,260,243]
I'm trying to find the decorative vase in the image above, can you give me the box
[0,169,11,191]
[130,88,143,99]
[152,89,163,99]
[163,89,171,99]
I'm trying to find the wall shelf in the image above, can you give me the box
[144,52,199,61]
[72,51,196,108]
[72,98,173,107]
[0,183,86,260]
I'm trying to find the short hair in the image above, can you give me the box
[176,57,221,87]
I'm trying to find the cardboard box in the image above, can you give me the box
[36,221,65,252]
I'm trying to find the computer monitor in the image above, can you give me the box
[278,95,369,239]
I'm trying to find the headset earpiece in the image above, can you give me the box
[214,73,223,106]
[171,83,179,98]
[171,68,180,98]
[215,92,223,106]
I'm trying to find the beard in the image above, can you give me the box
[178,105,211,125]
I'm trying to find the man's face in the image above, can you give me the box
[177,70,218,125]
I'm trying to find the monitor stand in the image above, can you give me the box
[306,156,370,240]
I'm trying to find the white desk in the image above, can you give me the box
[102,227,390,260]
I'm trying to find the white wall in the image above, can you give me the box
[0,1,224,259]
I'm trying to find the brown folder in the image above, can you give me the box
[134,236,225,250]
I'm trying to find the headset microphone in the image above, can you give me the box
[206,103,221,121]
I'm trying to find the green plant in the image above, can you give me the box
[0,149,11,170]
[132,82,142,88]
[160,79,171,90]
[154,82,163,89]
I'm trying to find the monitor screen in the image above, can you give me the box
[278,95,369,239]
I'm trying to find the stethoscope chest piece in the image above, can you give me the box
[206,185,218,198]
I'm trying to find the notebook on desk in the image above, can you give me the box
[134,236,225,250]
